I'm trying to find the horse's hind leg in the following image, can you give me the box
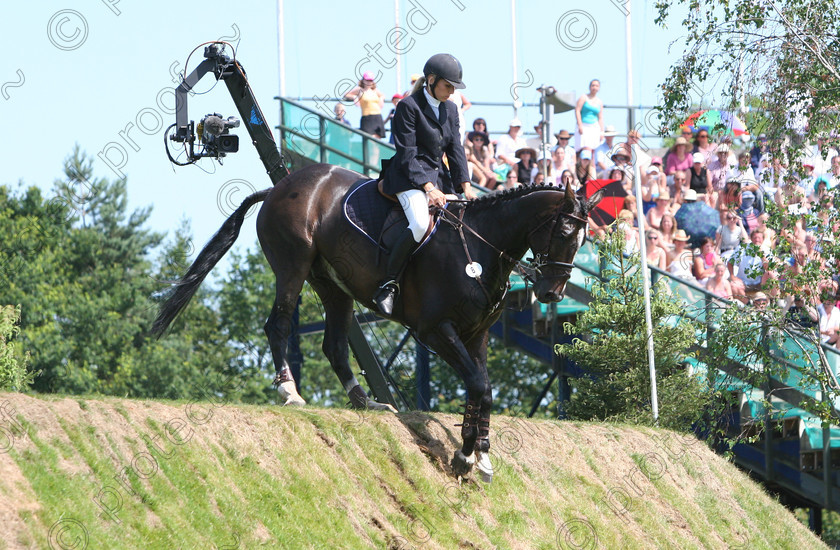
[263,256,311,406]
[308,275,396,412]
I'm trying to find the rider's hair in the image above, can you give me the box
[412,75,427,95]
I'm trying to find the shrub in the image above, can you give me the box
[0,305,36,391]
[555,230,709,431]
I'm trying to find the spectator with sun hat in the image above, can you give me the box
[594,124,619,171]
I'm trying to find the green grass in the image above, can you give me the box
[0,393,830,549]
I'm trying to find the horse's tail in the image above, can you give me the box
[152,188,272,337]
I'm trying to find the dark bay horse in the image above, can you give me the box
[153,163,602,479]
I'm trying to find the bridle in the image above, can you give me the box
[525,204,588,281]
[439,198,588,286]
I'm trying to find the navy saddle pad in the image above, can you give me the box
[343,179,398,248]
[343,179,442,252]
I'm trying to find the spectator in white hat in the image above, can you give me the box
[595,125,619,171]
[575,148,597,186]
[495,118,527,167]
[707,145,733,192]
[689,152,711,195]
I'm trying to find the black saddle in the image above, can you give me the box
[343,179,439,254]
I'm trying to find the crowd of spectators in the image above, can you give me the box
[338,76,840,347]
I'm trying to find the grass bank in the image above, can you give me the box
[0,393,826,549]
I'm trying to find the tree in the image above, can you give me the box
[655,0,840,146]
[0,147,243,399]
[654,0,840,430]
[554,230,709,431]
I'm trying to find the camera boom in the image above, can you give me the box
[167,43,287,184]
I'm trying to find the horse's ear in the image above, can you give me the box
[563,180,575,202]
[585,189,605,213]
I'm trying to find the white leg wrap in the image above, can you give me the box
[456,449,476,466]
[277,381,306,406]
[476,451,494,483]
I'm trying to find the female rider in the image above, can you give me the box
[374,53,477,316]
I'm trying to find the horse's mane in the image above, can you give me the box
[465,184,575,212]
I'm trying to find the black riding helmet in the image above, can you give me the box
[423,53,466,92]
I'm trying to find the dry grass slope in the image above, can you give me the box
[0,393,827,549]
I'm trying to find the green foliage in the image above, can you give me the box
[655,0,840,147]
[655,0,840,448]
[554,230,709,431]
[0,305,36,391]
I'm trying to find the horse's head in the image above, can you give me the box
[529,184,604,303]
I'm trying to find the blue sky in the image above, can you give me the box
[3,1,689,274]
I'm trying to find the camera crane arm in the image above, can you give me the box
[171,43,288,185]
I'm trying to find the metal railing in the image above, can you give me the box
[275,96,395,177]
[285,96,664,142]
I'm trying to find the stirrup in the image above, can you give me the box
[378,279,399,292]
[374,280,399,316]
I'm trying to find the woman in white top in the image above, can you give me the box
[667,230,694,280]
[818,295,840,345]
[715,211,747,262]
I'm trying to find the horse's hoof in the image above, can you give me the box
[476,451,493,484]
[277,381,306,406]
[365,398,397,413]
[451,449,476,477]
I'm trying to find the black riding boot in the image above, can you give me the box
[373,228,417,316]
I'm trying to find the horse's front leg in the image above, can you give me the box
[467,331,494,483]
[422,321,492,480]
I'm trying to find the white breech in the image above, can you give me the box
[396,188,430,243]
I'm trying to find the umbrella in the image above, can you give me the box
[584,179,626,227]
[683,109,749,137]
[674,201,721,248]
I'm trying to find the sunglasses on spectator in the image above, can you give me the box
[674,178,686,182]
[647,235,658,240]
[558,137,569,141]
[698,134,709,138]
